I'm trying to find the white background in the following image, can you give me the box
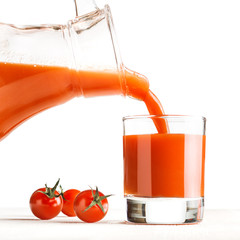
[0,0,240,210]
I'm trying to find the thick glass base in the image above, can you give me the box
[126,196,204,224]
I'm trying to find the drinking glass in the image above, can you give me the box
[123,115,206,224]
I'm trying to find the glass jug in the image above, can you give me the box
[0,0,149,141]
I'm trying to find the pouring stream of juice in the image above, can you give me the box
[0,62,167,141]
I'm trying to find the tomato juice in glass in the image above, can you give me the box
[123,115,206,224]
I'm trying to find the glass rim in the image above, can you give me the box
[123,114,206,122]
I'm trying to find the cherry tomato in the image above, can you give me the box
[74,187,111,223]
[29,179,63,220]
[62,189,81,217]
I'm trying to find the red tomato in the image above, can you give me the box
[74,187,110,223]
[29,179,63,220]
[30,188,63,220]
[62,189,81,217]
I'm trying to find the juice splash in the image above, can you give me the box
[123,133,206,198]
[0,62,166,141]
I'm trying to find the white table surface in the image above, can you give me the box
[0,208,239,240]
